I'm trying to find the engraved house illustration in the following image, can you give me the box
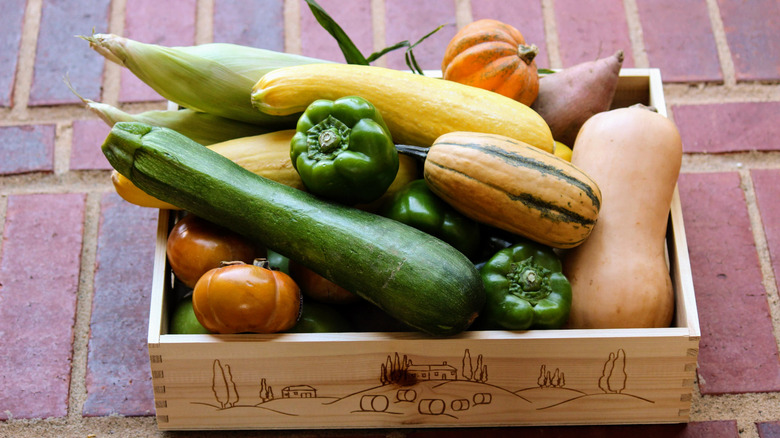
[282,385,317,398]
[407,360,458,381]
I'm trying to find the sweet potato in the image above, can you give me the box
[531,50,624,146]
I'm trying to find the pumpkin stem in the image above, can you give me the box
[518,44,539,65]
[252,258,271,269]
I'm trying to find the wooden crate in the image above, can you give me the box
[147,69,700,430]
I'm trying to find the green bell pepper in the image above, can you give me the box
[286,301,353,333]
[479,240,572,330]
[291,95,399,204]
[380,179,480,259]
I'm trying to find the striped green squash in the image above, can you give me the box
[422,131,602,249]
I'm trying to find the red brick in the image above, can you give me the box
[408,421,739,437]
[0,193,87,419]
[0,0,26,107]
[301,0,372,63]
[0,124,55,175]
[553,0,634,68]
[752,169,780,294]
[758,421,780,438]
[470,0,549,69]
[119,0,196,103]
[678,172,780,394]
[636,0,722,83]
[384,0,458,71]
[213,0,285,52]
[82,192,158,416]
[718,0,780,82]
[673,102,780,153]
[28,0,110,105]
[70,119,112,171]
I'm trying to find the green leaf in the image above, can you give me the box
[303,0,446,74]
[404,24,445,74]
[366,40,410,63]
[537,68,556,75]
[304,0,368,65]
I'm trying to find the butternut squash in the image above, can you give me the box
[562,105,682,328]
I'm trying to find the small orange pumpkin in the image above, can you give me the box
[441,19,540,106]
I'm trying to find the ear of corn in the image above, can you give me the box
[80,33,329,126]
[81,99,270,146]
[179,43,332,80]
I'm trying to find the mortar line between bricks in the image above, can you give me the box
[371,0,387,67]
[681,152,780,174]
[284,0,301,55]
[705,0,737,87]
[0,172,114,196]
[540,0,562,69]
[101,0,128,106]
[663,83,780,105]
[455,0,473,29]
[692,391,780,437]
[195,0,215,45]
[622,0,649,68]
[740,170,780,353]
[66,191,103,419]
[10,0,43,117]
[0,416,161,436]
[0,195,7,255]
[54,122,73,175]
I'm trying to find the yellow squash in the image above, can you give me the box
[251,63,554,152]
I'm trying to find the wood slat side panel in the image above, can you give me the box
[152,335,697,430]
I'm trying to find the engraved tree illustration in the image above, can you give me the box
[599,349,627,394]
[380,353,413,385]
[537,364,566,388]
[462,349,488,382]
[258,377,274,403]
[211,359,239,408]
[462,349,473,381]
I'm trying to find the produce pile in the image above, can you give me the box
[80,8,683,337]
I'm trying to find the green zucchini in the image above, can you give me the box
[102,122,484,336]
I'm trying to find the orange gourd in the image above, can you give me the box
[441,19,540,106]
[192,260,302,334]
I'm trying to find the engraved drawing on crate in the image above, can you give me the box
[192,348,654,418]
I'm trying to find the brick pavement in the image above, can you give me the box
[0,0,778,437]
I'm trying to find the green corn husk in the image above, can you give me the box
[80,33,331,126]
[82,99,270,146]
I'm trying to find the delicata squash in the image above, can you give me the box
[398,132,601,249]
